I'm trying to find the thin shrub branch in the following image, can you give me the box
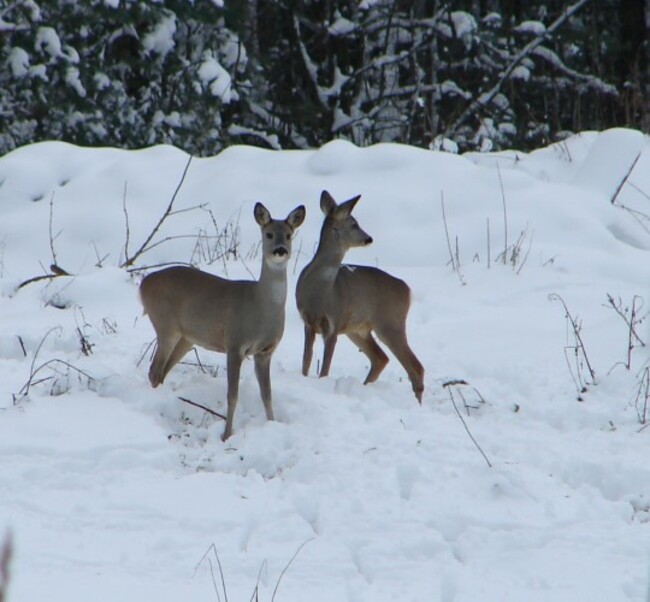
[441,191,465,285]
[549,293,596,399]
[121,154,194,268]
[605,293,646,370]
[610,151,642,205]
[443,380,492,468]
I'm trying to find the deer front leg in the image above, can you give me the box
[254,352,274,421]
[223,350,244,441]
[302,324,316,376]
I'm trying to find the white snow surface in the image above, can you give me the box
[0,128,650,601]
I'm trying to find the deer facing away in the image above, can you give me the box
[140,202,306,440]
[296,190,424,402]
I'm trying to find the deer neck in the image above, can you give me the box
[307,235,347,281]
[258,258,289,305]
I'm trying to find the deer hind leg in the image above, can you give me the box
[161,338,193,382]
[149,329,183,387]
[376,326,425,403]
[320,332,338,378]
[347,331,389,385]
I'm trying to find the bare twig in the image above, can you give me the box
[443,379,469,387]
[616,203,650,235]
[189,210,242,274]
[292,236,303,276]
[74,306,94,356]
[443,380,492,468]
[610,151,642,205]
[76,328,94,356]
[122,181,130,264]
[121,154,194,268]
[195,544,229,602]
[494,225,534,274]
[628,181,650,201]
[549,293,596,399]
[562,346,585,398]
[605,294,647,370]
[634,365,650,425]
[92,241,110,267]
[131,233,212,257]
[20,327,61,398]
[497,163,508,265]
[195,540,311,602]
[238,253,256,280]
[16,265,71,291]
[249,560,268,602]
[441,192,465,285]
[49,192,58,267]
[127,261,195,275]
[271,539,313,602]
[178,396,227,421]
[179,349,220,378]
[514,229,533,275]
[486,217,491,269]
[14,357,94,403]
[168,203,207,217]
[11,327,94,404]
[15,192,71,290]
[16,335,27,358]
[137,339,156,368]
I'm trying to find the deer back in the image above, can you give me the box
[140,266,257,353]
[317,264,412,335]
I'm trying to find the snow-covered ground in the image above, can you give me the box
[0,128,649,601]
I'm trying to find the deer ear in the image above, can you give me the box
[320,190,337,216]
[334,194,361,219]
[287,205,306,230]
[254,202,272,226]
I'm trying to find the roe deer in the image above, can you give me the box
[296,190,424,402]
[140,202,306,440]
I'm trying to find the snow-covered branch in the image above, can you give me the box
[445,0,595,137]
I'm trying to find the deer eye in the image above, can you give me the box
[266,232,273,239]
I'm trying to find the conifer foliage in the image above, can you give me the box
[0,0,648,155]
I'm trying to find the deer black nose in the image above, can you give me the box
[365,236,373,245]
[273,246,288,256]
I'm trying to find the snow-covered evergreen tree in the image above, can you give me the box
[0,0,256,155]
[0,0,645,154]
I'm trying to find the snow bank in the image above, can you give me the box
[0,129,649,601]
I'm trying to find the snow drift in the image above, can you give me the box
[0,128,649,601]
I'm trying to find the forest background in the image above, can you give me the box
[0,0,649,156]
